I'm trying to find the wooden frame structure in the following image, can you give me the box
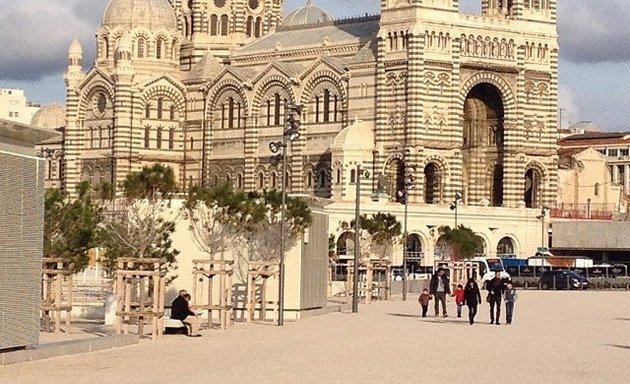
[41,258,73,333]
[346,259,392,304]
[115,258,166,341]
[246,261,280,323]
[435,260,480,289]
[190,259,234,330]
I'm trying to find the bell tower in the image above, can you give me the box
[172,0,285,68]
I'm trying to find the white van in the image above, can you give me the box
[472,256,511,286]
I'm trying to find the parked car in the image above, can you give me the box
[539,270,589,290]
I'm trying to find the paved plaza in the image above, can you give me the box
[2,291,629,383]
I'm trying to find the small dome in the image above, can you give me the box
[331,119,374,152]
[31,104,66,129]
[68,38,82,56]
[283,0,334,27]
[102,0,177,31]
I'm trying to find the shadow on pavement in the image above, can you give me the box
[387,313,472,326]
[613,318,630,322]
[607,344,630,350]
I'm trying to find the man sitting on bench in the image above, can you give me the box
[171,290,201,337]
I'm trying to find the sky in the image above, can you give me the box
[1,0,629,131]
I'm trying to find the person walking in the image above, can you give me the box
[429,268,451,317]
[486,272,505,325]
[417,288,432,318]
[463,278,482,325]
[451,284,465,318]
[503,281,518,324]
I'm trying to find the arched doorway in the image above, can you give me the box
[333,231,355,281]
[497,237,516,257]
[424,162,441,204]
[463,83,505,206]
[475,235,487,257]
[524,168,542,208]
[405,233,425,275]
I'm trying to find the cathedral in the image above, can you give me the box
[64,0,559,261]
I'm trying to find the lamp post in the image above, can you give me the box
[536,207,547,250]
[268,102,302,326]
[352,164,369,313]
[449,191,463,227]
[397,162,416,302]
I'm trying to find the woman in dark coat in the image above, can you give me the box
[463,278,482,325]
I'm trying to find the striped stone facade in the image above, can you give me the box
[63,0,559,259]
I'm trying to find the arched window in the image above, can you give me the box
[190,137,195,150]
[103,37,109,58]
[336,232,355,257]
[237,174,243,189]
[318,170,327,188]
[220,15,229,36]
[305,171,313,188]
[350,169,356,183]
[169,104,176,120]
[497,237,515,257]
[594,183,600,196]
[424,163,440,204]
[210,15,219,36]
[271,172,277,189]
[315,96,320,123]
[144,125,151,148]
[228,97,235,129]
[157,98,164,119]
[323,89,331,123]
[336,168,341,184]
[246,16,254,37]
[255,17,263,38]
[273,93,281,126]
[145,103,151,118]
[156,126,163,149]
[137,38,145,58]
[156,38,164,59]
[168,128,175,150]
[258,172,265,189]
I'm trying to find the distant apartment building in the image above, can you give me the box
[558,123,630,193]
[0,88,41,125]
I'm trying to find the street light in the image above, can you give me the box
[268,102,302,326]
[449,191,463,227]
[352,164,370,313]
[397,162,416,302]
[536,207,548,250]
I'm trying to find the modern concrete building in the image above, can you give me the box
[0,88,41,125]
[0,119,59,351]
[62,0,560,266]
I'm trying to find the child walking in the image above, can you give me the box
[503,281,517,324]
[451,284,465,318]
[418,288,432,318]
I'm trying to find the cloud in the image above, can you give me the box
[558,0,630,64]
[557,84,581,128]
[0,0,107,82]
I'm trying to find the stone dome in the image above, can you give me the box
[68,38,82,56]
[283,0,334,27]
[31,104,66,129]
[102,0,177,30]
[331,119,374,152]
